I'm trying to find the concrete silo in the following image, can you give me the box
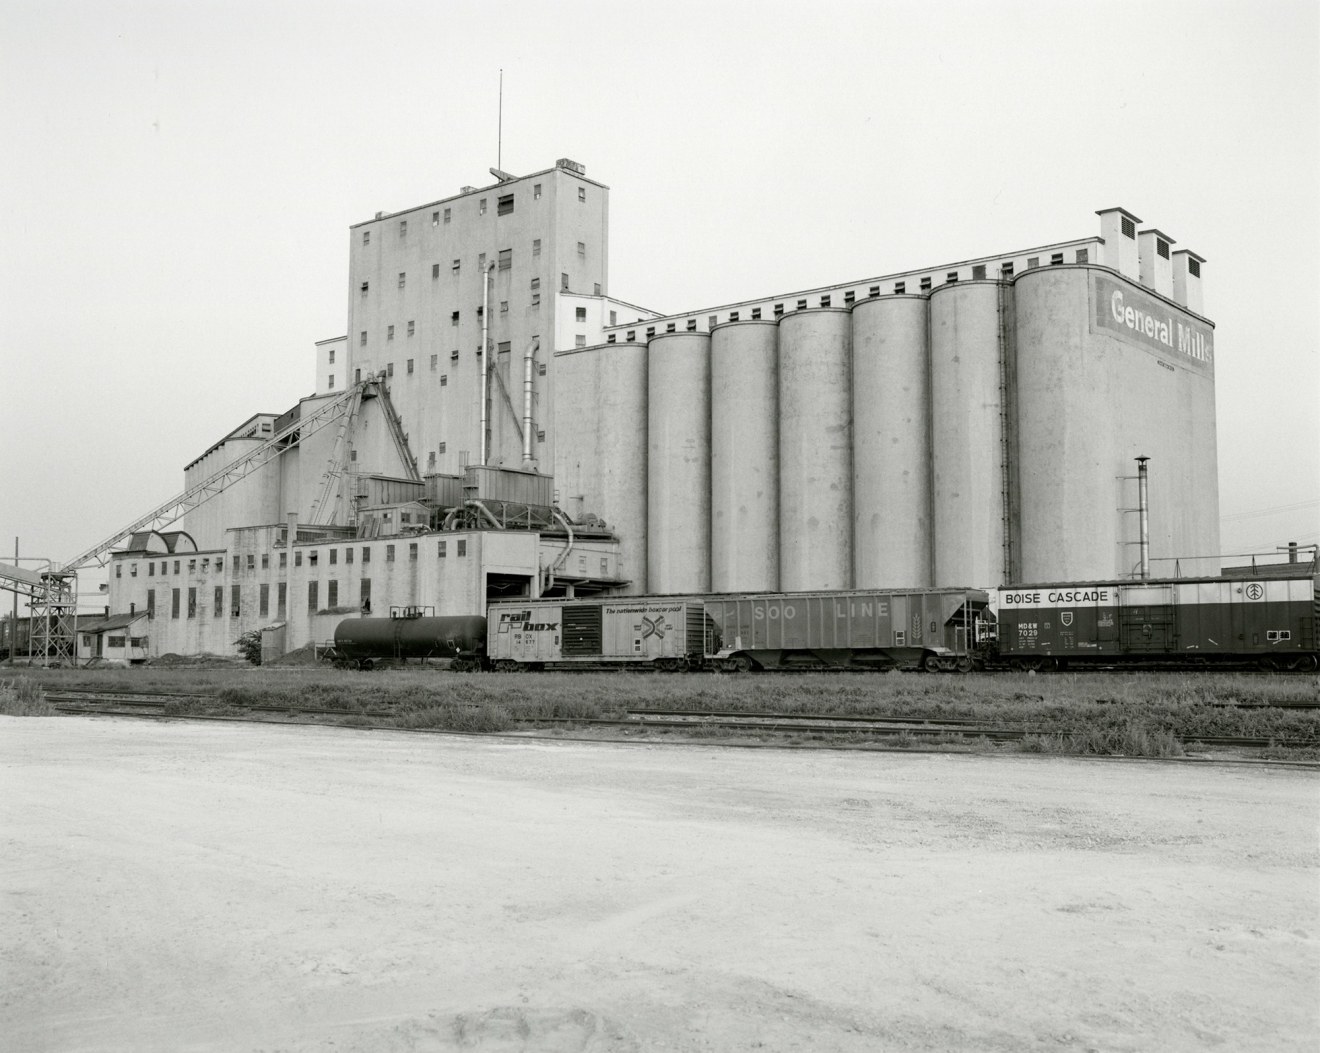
[710,320,779,592]
[553,341,649,592]
[647,332,711,593]
[1013,265,1220,581]
[929,282,1009,588]
[777,309,853,591]
[851,296,932,588]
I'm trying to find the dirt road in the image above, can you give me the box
[2,716,1316,1052]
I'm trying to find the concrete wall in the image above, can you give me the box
[345,166,609,477]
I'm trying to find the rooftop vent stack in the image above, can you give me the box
[1289,541,1299,564]
[1171,250,1206,314]
[287,512,299,546]
[1095,208,1142,280]
[1137,229,1176,298]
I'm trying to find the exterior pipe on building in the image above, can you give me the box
[466,500,504,531]
[522,336,539,469]
[479,262,495,465]
[544,508,575,592]
[1136,456,1150,580]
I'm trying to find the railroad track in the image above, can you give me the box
[43,693,1318,751]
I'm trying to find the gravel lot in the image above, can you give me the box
[2,716,1316,1052]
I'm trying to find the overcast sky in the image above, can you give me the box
[2,0,1316,598]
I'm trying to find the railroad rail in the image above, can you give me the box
[41,692,1319,751]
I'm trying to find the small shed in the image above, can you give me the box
[78,611,151,665]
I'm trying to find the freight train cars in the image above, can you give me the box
[993,575,1319,671]
[486,588,990,672]
[331,609,486,671]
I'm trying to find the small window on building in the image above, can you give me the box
[307,582,318,612]
[187,587,196,618]
[363,230,370,245]
[327,581,338,607]
[116,564,122,578]
[972,264,987,280]
[497,194,514,215]
[773,303,784,317]
[277,582,287,616]
[842,292,854,306]
[309,552,318,567]
[407,542,418,561]
[499,300,508,313]
[820,295,831,308]
[894,281,906,294]
[1121,216,1135,239]
[537,429,545,443]
[148,562,155,576]
[796,299,807,310]
[360,281,369,297]
[1027,257,1040,269]
[1075,248,1089,264]
[443,207,451,224]
[407,320,415,336]
[279,552,287,568]
[261,553,269,569]
[538,363,546,376]
[946,271,959,283]
[456,539,467,557]
[1000,262,1014,278]
[386,361,394,376]
[231,585,241,617]
[130,562,138,576]
[451,311,460,325]
[407,358,414,374]
[626,330,635,341]
[246,554,255,570]
[438,540,447,558]
[684,318,696,331]
[533,238,541,256]
[213,586,222,617]
[1156,238,1170,260]
[359,579,370,611]
[479,198,487,215]
[259,583,269,616]
[362,546,371,563]
[328,348,335,364]
[360,331,367,346]
[919,277,932,291]
[399,220,407,237]
[577,241,586,256]
[345,548,354,565]
[295,552,302,567]
[1049,253,1063,266]
[577,187,586,202]
[452,258,461,274]
[531,292,540,307]
[533,183,542,199]
[398,271,406,288]
[561,273,569,291]
[386,545,395,562]
[608,310,617,326]
[1188,257,1201,278]
[729,311,740,322]
[429,354,438,371]
[170,588,181,619]
[354,368,361,382]
[575,306,587,322]
[432,263,440,279]
[438,441,446,453]
[432,211,439,226]
[575,335,587,347]
[387,325,395,340]
[606,333,616,343]
[498,248,511,271]
[450,349,459,360]
[646,326,655,338]
[665,322,676,333]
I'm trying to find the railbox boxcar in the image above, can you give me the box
[702,588,990,671]
[994,575,1319,670]
[486,598,707,671]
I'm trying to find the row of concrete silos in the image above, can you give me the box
[634,281,1014,594]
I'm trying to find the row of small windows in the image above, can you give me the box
[361,184,589,245]
[605,249,1093,341]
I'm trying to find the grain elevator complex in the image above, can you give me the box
[85,159,1218,661]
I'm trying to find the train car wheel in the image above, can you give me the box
[494,659,520,673]
[1295,654,1319,672]
[722,655,752,673]
[921,654,943,673]
[358,659,374,671]
[955,656,974,674]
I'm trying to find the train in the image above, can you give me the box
[329,573,1319,673]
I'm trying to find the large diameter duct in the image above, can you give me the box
[552,342,649,592]
[777,309,853,591]
[851,296,931,588]
[711,321,779,592]
[646,331,711,593]
[1013,266,1220,581]
[929,282,1007,588]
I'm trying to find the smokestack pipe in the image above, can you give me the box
[1136,456,1150,580]
[479,262,495,465]
[522,337,539,469]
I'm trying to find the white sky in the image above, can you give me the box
[2,0,1317,594]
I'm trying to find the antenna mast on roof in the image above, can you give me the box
[497,69,503,172]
